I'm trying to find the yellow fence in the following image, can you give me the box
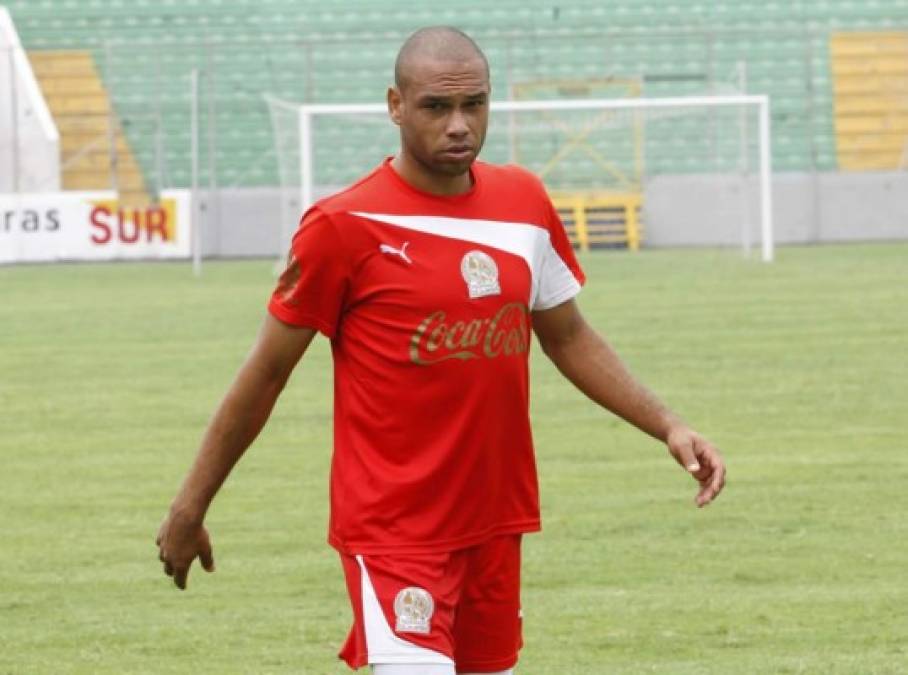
[549,192,643,252]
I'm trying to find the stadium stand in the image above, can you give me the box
[4,0,908,193]
[28,50,149,202]
[830,31,908,170]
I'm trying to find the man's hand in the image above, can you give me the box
[666,426,726,507]
[154,317,316,590]
[156,508,215,590]
[533,300,728,508]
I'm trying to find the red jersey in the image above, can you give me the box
[269,158,585,555]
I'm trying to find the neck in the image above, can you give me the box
[391,152,473,196]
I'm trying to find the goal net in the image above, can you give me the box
[266,94,773,262]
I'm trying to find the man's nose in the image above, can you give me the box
[446,109,468,137]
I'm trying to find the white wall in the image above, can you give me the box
[0,7,59,193]
[643,171,908,248]
[189,172,907,258]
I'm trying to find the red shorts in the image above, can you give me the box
[338,535,523,672]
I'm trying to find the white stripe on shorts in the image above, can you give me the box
[356,555,455,666]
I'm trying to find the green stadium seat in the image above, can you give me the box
[11,0,899,184]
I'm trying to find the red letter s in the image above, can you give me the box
[90,207,111,244]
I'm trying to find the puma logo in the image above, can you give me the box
[379,241,412,264]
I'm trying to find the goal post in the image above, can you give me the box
[266,94,774,262]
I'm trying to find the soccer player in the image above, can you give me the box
[156,26,725,675]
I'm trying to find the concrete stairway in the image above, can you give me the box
[831,32,908,170]
[27,50,149,204]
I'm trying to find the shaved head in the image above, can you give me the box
[394,26,489,90]
[387,26,491,195]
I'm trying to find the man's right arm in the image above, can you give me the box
[156,314,317,589]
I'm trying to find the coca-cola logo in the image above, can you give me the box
[409,302,530,365]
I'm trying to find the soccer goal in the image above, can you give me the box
[266,94,773,262]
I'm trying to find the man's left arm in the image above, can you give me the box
[532,299,726,507]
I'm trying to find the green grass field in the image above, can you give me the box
[2,243,906,674]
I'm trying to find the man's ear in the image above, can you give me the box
[387,86,402,126]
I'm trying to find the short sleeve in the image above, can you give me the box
[268,207,351,338]
[533,196,586,311]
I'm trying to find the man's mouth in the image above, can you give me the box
[440,146,474,160]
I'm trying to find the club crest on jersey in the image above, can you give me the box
[461,250,501,299]
[393,587,434,634]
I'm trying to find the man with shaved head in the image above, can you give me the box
[388,26,491,196]
[157,26,725,675]
[394,26,489,91]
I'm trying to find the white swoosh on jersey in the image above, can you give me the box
[351,211,580,310]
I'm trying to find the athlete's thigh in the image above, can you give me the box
[452,535,523,673]
[372,665,456,675]
[369,667,513,675]
[370,668,512,675]
[339,549,467,669]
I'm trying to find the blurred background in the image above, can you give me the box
[2,0,906,263]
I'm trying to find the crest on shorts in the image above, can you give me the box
[461,250,501,299]
[393,586,434,634]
